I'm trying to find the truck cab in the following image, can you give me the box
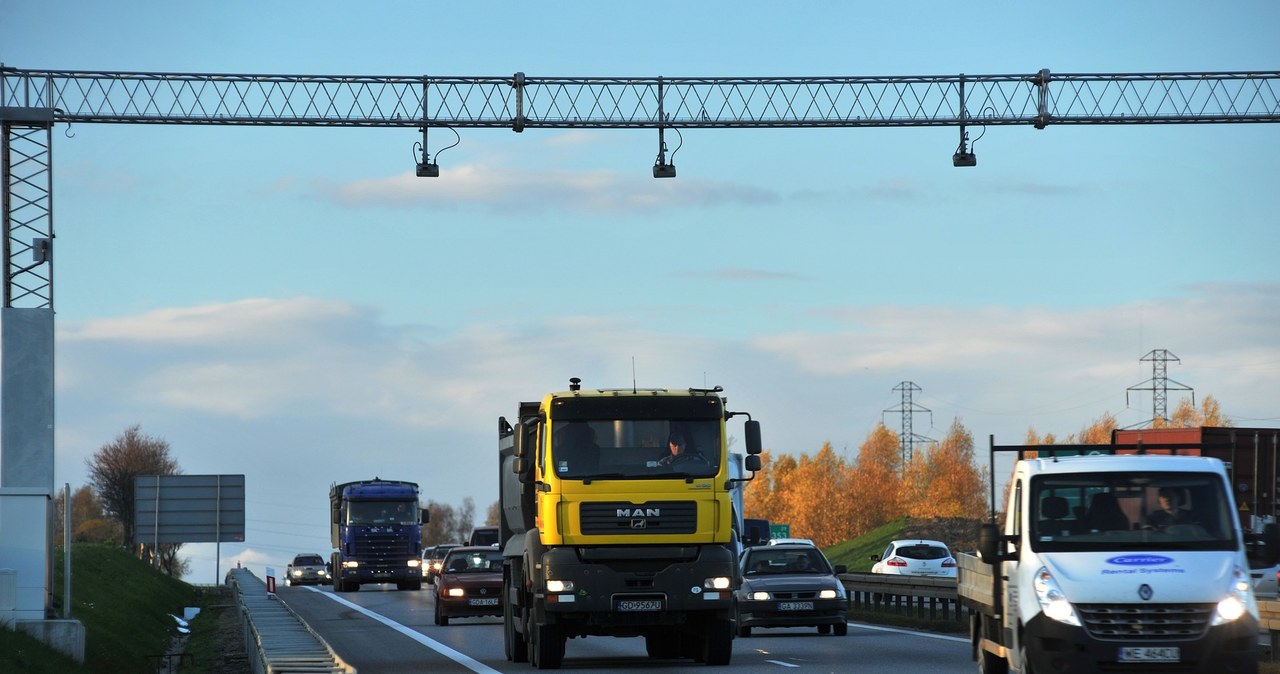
[499,379,762,668]
[962,441,1278,674]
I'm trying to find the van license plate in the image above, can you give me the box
[1118,647,1179,662]
[616,599,663,612]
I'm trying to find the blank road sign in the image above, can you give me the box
[134,474,245,544]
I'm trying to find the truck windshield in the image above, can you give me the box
[346,500,417,525]
[549,419,721,480]
[1030,471,1237,552]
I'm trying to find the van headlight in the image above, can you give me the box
[1033,567,1080,626]
[1212,566,1252,626]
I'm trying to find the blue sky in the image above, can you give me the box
[3,1,1278,583]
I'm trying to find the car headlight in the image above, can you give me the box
[750,591,770,601]
[446,587,465,597]
[546,579,574,593]
[1212,566,1252,626]
[1033,567,1080,626]
[291,569,303,577]
[819,589,838,599]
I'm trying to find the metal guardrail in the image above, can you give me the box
[226,569,355,674]
[839,572,966,623]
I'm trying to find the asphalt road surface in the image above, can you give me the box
[275,583,973,673]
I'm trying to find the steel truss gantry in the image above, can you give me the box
[3,67,1280,307]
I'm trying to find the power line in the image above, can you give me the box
[883,381,935,467]
[1126,348,1194,427]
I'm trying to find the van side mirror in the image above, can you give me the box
[1264,523,1280,567]
[978,523,1003,564]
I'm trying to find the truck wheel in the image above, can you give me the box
[504,596,528,662]
[531,621,564,669]
[398,580,421,591]
[644,630,680,659]
[702,619,733,666]
[737,625,751,638]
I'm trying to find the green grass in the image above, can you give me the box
[824,517,911,572]
[0,544,200,674]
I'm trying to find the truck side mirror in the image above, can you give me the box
[513,457,533,484]
[744,420,762,455]
[421,510,430,525]
[978,523,1002,564]
[744,454,762,472]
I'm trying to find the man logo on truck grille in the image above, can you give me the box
[631,519,647,529]
[617,508,660,517]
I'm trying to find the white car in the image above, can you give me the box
[870,539,957,578]
[767,537,815,547]
[1251,562,1279,599]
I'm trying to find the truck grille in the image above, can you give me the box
[352,530,414,565]
[1076,603,1213,641]
[579,501,697,535]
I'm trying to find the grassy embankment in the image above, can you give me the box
[0,544,233,674]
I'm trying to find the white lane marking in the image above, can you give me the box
[847,621,969,643]
[766,659,801,667]
[307,587,502,674]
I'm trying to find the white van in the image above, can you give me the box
[960,444,1278,674]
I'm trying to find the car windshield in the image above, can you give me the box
[346,500,418,525]
[294,555,324,566]
[443,550,504,573]
[548,419,722,480]
[1031,471,1238,552]
[895,544,949,560]
[743,548,828,575]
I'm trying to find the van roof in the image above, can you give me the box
[1021,454,1226,475]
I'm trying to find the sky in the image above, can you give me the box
[2,1,1278,584]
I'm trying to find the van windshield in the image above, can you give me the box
[1030,471,1238,553]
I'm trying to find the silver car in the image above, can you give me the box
[286,553,330,586]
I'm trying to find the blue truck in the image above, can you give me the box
[329,478,428,592]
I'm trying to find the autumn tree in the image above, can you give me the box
[743,450,798,525]
[486,500,501,526]
[776,443,855,548]
[85,425,181,568]
[1165,395,1232,428]
[901,418,988,519]
[847,424,903,536]
[53,485,121,544]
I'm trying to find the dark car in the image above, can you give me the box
[467,526,500,547]
[423,544,460,586]
[286,553,330,586]
[433,546,504,625]
[735,543,849,636]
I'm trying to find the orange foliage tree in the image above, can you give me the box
[901,418,988,519]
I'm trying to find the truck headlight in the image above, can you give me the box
[1033,567,1080,626]
[704,577,731,590]
[546,579,574,593]
[342,560,359,569]
[407,559,421,568]
[1212,566,1252,626]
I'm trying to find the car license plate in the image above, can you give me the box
[616,599,663,612]
[1118,647,1179,663]
[778,601,814,611]
[468,598,499,606]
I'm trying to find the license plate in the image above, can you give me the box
[616,599,663,612]
[1118,647,1179,663]
[778,601,814,611]
[468,598,499,606]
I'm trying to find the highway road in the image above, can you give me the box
[275,583,974,673]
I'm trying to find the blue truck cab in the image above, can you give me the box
[329,478,428,592]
